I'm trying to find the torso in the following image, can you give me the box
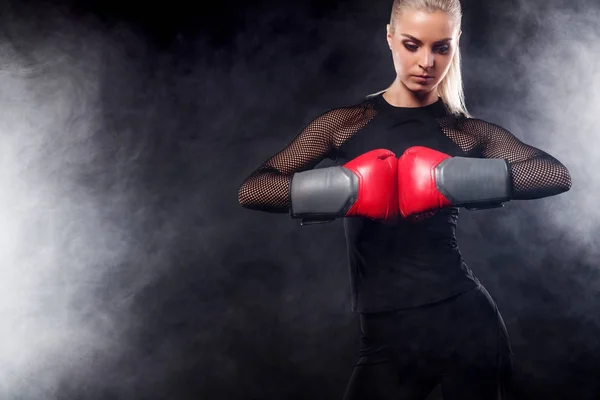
[335,93,480,313]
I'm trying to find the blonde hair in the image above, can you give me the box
[371,0,471,118]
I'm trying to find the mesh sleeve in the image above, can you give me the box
[238,104,376,213]
[467,119,572,199]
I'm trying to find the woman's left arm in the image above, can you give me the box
[473,119,572,200]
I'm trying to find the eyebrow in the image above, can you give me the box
[400,34,452,44]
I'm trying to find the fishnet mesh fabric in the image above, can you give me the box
[239,104,571,213]
[238,103,378,212]
[438,117,572,199]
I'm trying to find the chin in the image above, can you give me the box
[404,82,435,95]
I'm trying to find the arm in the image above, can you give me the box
[473,119,572,200]
[237,106,372,213]
[396,119,573,218]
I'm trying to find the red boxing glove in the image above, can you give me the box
[397,146,452,219]
[343,149,399,220]
[292,145,510,225]
[290,149,399,224]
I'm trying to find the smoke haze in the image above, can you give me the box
[0,0,598,399]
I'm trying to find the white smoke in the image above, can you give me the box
[515,8,600,252]
[0,17,138,399]
[455,2,600,321]
[460,3,600,251]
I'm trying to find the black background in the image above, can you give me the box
[0,0,598,399]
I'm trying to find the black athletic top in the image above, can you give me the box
[238,93,571,313]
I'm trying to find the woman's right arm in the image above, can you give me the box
[237,109,341,213]
[238,105,369,213]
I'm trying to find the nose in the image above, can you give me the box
[418,50,434,70]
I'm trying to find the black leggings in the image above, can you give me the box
[343,284,513,400]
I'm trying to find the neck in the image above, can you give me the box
[383,79,440,108]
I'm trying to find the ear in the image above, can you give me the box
[457,29,462,45]
[386,24,393,49]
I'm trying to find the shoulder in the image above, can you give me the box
[291,99,376,151]
[307,98,377,131]
[448,116,513,139]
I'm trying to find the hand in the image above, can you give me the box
[397,146,452,219]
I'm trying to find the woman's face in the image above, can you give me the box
[387,10,460,94]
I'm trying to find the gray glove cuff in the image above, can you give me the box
[289,166,358,224]
[436,157,512,210]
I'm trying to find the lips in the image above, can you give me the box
[413,75,433,79]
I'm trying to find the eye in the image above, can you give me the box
[434,44,450,54]
[403,42,418,52]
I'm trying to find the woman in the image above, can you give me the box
[238,0,571,399]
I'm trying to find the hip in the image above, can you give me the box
[358,284,511,353]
